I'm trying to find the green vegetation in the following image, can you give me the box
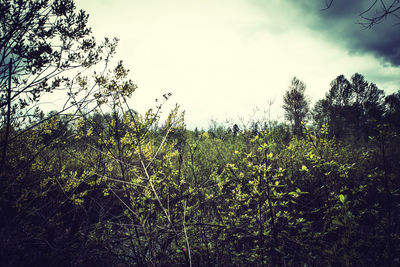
[1,1,400,266]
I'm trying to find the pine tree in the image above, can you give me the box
[282,77,309,137]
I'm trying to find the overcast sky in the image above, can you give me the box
[75,0,400,129]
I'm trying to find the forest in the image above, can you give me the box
[1,0,400,266]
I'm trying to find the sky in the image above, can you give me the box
[75,0,400,129]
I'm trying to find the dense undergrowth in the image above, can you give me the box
[1,99,399,266]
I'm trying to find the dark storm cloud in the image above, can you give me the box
[290,0,400,66]
[297,0,363,19]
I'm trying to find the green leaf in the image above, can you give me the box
[339,194,346,204]
[300,165,309,172]
[332,219,343,226]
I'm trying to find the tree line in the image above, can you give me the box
[283,74,400,142]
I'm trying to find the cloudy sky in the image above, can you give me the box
[77,0,400,129]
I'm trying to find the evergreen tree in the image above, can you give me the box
[325,75,353,138]
[232,123,240,136]
[313,73,384,140]
[384,91,400,133]
[282,77,309,137]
